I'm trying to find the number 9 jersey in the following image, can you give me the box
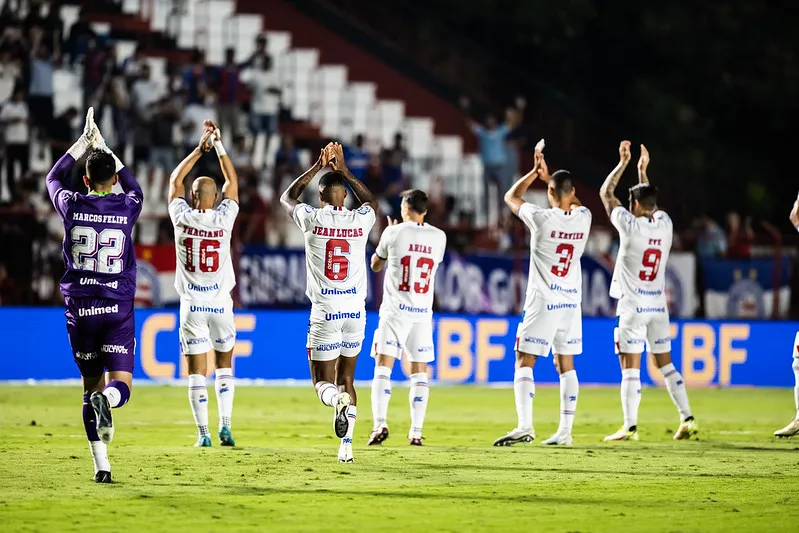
[169,198,239,302]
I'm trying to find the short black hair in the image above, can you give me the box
[85,150,117,186]
[401,189,428,215]
[629,183,658,210]
[318,170,347,202]
[549,169,574,199]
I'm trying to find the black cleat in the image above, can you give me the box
[94,470,112,483]
[409,437,424,446]
[90,391,114,443]
[333,392,352,439]
[493,428,535,447]
[367,426,389,446]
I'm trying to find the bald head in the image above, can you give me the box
[191,176,218,209]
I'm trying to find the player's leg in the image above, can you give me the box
[543,310,581,446]
[210,302,237,446]
[775,333,799,437]
[307,315,349,428]
[604,314,644,442]
[368,318,407,445]
[406,321,435,445]
[82,374,112,483]
[336,314,365,462]
[180,301,214,447]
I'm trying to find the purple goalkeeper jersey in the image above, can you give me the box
[46,153,143,300]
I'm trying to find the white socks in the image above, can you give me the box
[621,368,641,430]
[317,381,339,407]
[514,367,534,430]
[89,441,110,473]
[344,405,357,442]
[659,363,692,421]
[409,372,429,439]
[792,358,799,419]
[215,368,235,429]
[558,370,578,435]
[371,365,392,429]
[188,374,210,437]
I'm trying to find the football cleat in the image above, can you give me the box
[673,419,699,440]
[90,391,114,444]
[409,437,424,446]
[219,426,236,446]
[338,437,354,463]
[493,428,535,447]
[774,419,799,438]
[541,432,573,447]
[334,392,352,439]
[94,470,112,484]
[603,427,639,441]
[367,426,389,446]
[195,435,212,447]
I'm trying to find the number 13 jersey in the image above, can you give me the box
[609,206,672,306]
[517,203,592,305]
[375,222,447,321]
[169,198,239,302]
[293,203,376,312]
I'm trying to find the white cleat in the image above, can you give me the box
[603,427,639,441]
[493,428,535,447]
[774,419,799,438]
[333,392,352,439]
[673,419,699,440]
[338,438,354,463]
[541,432,573,447]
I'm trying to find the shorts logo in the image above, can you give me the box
[399,303,429,313]
[214,333,235,344]
[325,311,361,321]
[102,344,128,354]
[316,342,341,351]
[566,338,581,345]
[654,338,669,345]
[384,339,400,348]
[342,341,360,349]
[523,337,548,345]
[80,278,118,289]
[78,304,119,317]
[547,303,578,311]
[417,346,433,353]
[188,282,219,292]
[190,305,225,314]
[320,287,357,296]
[626,338,645,345]
[187,337,208,345]
[74,351,98,360]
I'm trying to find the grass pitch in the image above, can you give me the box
[1,384,798,532]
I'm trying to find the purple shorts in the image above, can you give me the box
[64,297,135,376]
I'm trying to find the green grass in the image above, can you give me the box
[1,385,799,532]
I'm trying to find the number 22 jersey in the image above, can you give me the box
[517,203,592,306]
[293,203,376,312]
[169,198,239,302]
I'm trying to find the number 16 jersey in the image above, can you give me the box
[517,203,592,305]
[169,198,239,302]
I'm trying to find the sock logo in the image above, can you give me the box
[568,395,577,401]
[384,389,391,395]
[219,387,230,393]
[413,396,424,402]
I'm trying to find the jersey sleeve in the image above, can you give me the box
[355,205,377,232]
[292,203,316,232]
[375,226,394,260]
[437,230,448,263]
[168,198,191,227]
[610,206,635,236]
[653,209,673,229]
[216,198,240,231]
[517,202,545,230]
[46,153,77,219]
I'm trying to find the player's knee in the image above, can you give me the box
[792,358,799,373]
[515,352,536,368]
[654,351,672,369]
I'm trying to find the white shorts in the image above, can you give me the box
[515,293,582,356]
[306,307,366,362]
[371,315,434,363]
[614,298,671,355]
[179,297,236,355]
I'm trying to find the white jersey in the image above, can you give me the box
[169,198,239,302]
[517,202,592,305]
[375,221,447,321]
[293,203,376,312]
[609,206,673,305]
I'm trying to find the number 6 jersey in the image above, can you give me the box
[609,206,672,306]
[517,203,592,306]
[169,198,239,302]
[375,222,447,321]
[292,203,376,312]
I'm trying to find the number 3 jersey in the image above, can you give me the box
[375,222,447,321]
[609,206,673,306]
[517,202,592,306]
[293,203,376,312]
[169,198,239,302]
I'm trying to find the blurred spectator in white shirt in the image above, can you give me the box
[0,87,30,200]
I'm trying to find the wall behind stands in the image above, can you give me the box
[0,308,795,386]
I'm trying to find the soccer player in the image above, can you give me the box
[167,120,240,447]
[774,192,799,437]
[280,142,377,462]
[46,108,143,483]
[367,189,447,446]
[600,141,697,441]
[494,147,591,447]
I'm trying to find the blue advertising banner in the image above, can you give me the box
[703,257,791,318]
[0,308,794,387]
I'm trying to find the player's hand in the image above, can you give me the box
[386,216,398,226]
[619,140,632,163]
[328,143,346,171]
[637,144,649,173]
[538,153,551,183]
[198,128,214,153]
[319,142,335,167]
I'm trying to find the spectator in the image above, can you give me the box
[148,95,180,194]
[241,53,279,144]
[182,48,208,105]
[48,106,77,170]
[122,43,147,85]
[0,87,30,199]
[238,174,268,245]
[216,47,242,137]
[503,103,525,184]
[380,132,408,214]
[242,33,269,69]
[695,215,727,259]
[65,15,95,66]
[182,88,218,178]
[0,49,20,101]
[82,37,105,110]
[28,32,55,137]
[273,134,301,197]
[229,134,252,170]
[131,62,162,167]
[726,212,755,259]
[343,134,368,181]
[106,65,131,152]
[469,112,509,223]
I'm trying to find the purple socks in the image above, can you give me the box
[104,380,131,408]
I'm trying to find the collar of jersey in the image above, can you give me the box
[323,205,348,211]
[88,190,112,196]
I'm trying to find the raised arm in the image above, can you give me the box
[168,126,214,203]
[637,143,650,185]
[280,149,325,215]
[600,140,631,217]
[89,111,142,200]
[47,108,96,203]
[328,142,378,212]
[204,120,239,203]
[790,191,799,230]
[371,217,398,272]
[503,150,543,216]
